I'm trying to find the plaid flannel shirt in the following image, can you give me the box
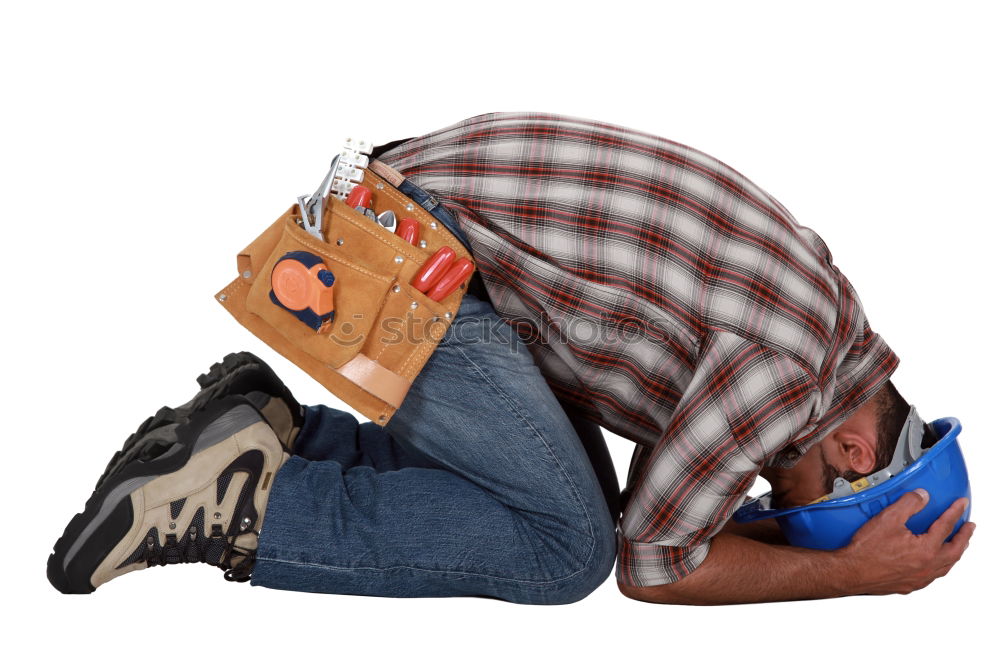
[379,112,899,587]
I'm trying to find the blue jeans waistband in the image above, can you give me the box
[395,179,474,255]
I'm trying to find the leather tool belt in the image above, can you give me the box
[215,160,475,425]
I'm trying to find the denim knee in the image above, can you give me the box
[540,514,618,605]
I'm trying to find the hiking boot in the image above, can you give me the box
[191,352,303,451]
[91,352,301,496]
[48,395,288,593]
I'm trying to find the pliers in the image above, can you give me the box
[297,154,342,241]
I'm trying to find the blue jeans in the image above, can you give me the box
[251,288,619,604]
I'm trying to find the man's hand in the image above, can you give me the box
[837,489,975,596]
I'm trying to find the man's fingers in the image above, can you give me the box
[935,562,956,579]
[879,488,930,523]
[938,521,975,562]
[927,497,969,543]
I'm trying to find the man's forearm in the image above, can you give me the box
[619,533,853,605]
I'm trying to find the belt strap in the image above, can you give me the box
[369,160,405,186]
[333,354,411,409]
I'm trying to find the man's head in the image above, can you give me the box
[760,381,934,509]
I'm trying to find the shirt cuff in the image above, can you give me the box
[615,538,711,587]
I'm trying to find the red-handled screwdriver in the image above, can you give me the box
[426,258,474,302]
[411,247,456,293]
[345,186,373,209]
[395,217,420,245]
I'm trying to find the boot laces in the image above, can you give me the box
[142,521,257,583]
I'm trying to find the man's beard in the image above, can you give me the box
[819,448,863,493]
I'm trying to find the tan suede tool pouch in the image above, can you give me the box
[216,166,475,424]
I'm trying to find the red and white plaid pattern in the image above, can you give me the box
[380,113,898,587]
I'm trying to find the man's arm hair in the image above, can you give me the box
[618,491,974,605]
[619,532,847,605]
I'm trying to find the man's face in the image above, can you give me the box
[759,443,834,509]
[759,407,880,509]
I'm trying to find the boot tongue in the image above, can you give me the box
[246,391,299,452]
[231,532,259,554]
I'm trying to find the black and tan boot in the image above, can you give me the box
[48,391,290,593]
[190,351,303,451]
[89,351,302,499]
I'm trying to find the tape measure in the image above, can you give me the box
[269,251,336,331]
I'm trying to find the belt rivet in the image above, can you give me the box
[218,294,227,302]
[242,270,252,279]
[444,312,453,320]
[392,285,401,293]
[410,301,418,310]
[394,255,404,264]
[375,182,385,190]
[429,222,438,230]
[214,512,222,519]
[418,240,427,248]
[406,203,415,211]
[336,238,345,246]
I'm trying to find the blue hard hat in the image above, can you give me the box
[733,412,971,550]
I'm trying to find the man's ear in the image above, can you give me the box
[833,427,878,476]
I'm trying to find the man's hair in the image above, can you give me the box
[821,380,938,490]
[870,380,912,474]
[864,380,938,477]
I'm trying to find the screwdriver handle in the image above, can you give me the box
[411,247,456,293]
[426,258,474,302]
[396,217,420,245]
[345,185,373,209]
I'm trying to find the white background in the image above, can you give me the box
[2,1,996,664]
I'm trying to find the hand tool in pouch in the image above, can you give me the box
[395,217,420,245]
[346,185,378,221]
[297,140,373,240]
[280,141,374,330]
[296,155,341,242]
[411,247,457,292]
[426,258,474,302]
[376,210,397,232]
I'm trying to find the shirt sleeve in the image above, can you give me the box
[616,331,820,588]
